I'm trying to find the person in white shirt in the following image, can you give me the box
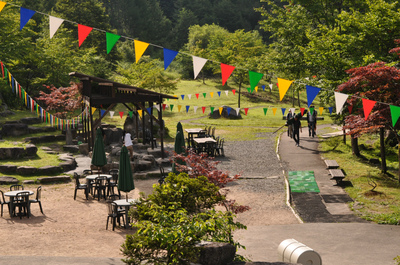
[123,132,133,159]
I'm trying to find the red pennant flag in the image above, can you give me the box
[348,105,353,114]
[300,108,305,115]
[119,111,124,119]
[232,89,236,95]
[195,93,199,99]
[276,83,279,87]
[202,106,206,114]
[162,104,166,110]
[1,61,3,78]
[78,24,93,47]
[244,108,249,115]
[362,98,376,120]
[221,63,235,86]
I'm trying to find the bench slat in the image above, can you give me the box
[329,169,345,184]
[324,160,339,169]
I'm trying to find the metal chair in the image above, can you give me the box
[106,202,125,231]
[215,138,225,157]
[10,184,24,191]
[14,191,30,219]
[211,127,216,139]
[73,173,89,200]
[29,186,44,215]
[107,169,121,198]
[0,190,10,217]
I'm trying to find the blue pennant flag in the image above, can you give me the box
[281,108,286,115]
[186,106,190,113]
[217,91,221,97]
[181,95,185,100]
[262,85,266,91]
[100,109,106,117]
[147,107,152,114]
[20,8,36,31]
[328,107,333,115]
[11,76,14,93]
[227,107,231,116]
[163,48,179,70]
[306,85,321,107]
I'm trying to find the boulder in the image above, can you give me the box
[37,175,71,184]
[0,164,17,174]
[195,242,236,265]
[63,145,80,153]
[20,117,41,124]
[16,166,37,175]
[2,123,28,136]
[147,147,167,158]
[79,143,89,155]
[156,158,172,168]
[22,180,35,184]
[37,165,62,175]
[134,160,152,171]
[0,176,19,185]
[0,147,25,160]
[209,106,242,120]
[25,144,38,156]
[59,160,77,171]
[104,127,123,145]
[111,146,122,156]
[142,155,156,166]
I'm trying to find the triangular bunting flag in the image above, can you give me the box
[348,105,353,114]
[225,90,229,96]
[203,93,207,98]
[244,108,249,116]
[328,107,333,115]
[129,111,133,118]
[362,98,376,120]
[235,108,240,115]
[188,94,192,100]
[263,108,268,115]
[0,2,6,13]
[390,105,400,127]
[217,91,221,97]
[306,85,321,107]
[109,111,115,118]
[272,108,277,115]
[186,106,190,113]
[210,92,214,98]
[262,85,266,91]
[210,107,215,114]
[177,105,182,112]
[78,24,93,47]
[170,105,174,111]
[319,107,324,115]
[192,56,207,79]
[195,93,199,99]
[249,71,263,90]
[119,111,124,118]
[91,107,96,115]
[334,92,349,114]
[100,109,105,117]
[281,108,286,115]
[310,107,314,115]
[269,84,273,91]
[221,63,235,86]
[219,107,223,115]
[138,110,143,118]
[163,48,179,70]
[277,78,294,101]
[300,108,305,115]
[290,108,296,114]
[134,40,149,63]
[181,95,185,100]
[147,107,152,114]
[106,32,121,54]
[202,107,206,114]
[232,89,236,95]
[193,106,198,113]
[20,8,35,31]
[49,16,64,39]
[255,86,258,92]
[162,104,166,110]
[227,107,231,116]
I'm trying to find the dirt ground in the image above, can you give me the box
[0,177,298,259]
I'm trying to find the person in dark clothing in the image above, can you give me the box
[307,106,317,137]
[292,114,302,147]
[286,109,294,138]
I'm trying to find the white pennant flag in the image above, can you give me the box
[225,90,229,96]
[235,108,240,115]
[49,16,64,39]
[154,105,160,112]
[193,106,198,113]
[109,111,115,118]
[188,94,192,100]
[269,84,273,91]
[334,92,349,114]
[289,108,296,114]
[192,56,208,79]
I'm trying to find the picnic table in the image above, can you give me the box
[185,128,206,148]
[193,137,217,157]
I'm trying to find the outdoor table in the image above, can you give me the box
[4,190,34,217]
[114,199,139,229]
[85,174,112,196]
[193,137,217,156]
[185,128,206,148]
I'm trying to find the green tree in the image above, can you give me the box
[170,8,198,50]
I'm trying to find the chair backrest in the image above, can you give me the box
[219,138,224,148]
[107,194,120,201]
[211,127,216,137]
[95,176,108,186]
[36,186,42,200]
[16,191,30,203]
[107,202,117,216]
[207,126,211,136]
[109,169,119,182]
[82,169,92,176]
[10,184,24,191]
[0,190,6,204]
[74,173,81,187]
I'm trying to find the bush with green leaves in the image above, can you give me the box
[121,173,247,265]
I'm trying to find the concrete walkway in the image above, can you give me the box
[236,127,400,265]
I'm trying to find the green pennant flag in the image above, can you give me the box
[129,111,133,118]
[263,108,268,115]
[203,93,207,98]
[247,87,251,93]
[170,104,174,111]
[249,71,263,90]
[210,106,214,114]
[106,32,121,54]
[390,105,400,127]
[310,107,314,115]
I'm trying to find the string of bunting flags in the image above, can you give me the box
[1,2,400,127]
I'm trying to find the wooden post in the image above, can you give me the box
[158,97,164,158]
[150,101,154,149]
[142,102,146,145]
[380,127,387,173]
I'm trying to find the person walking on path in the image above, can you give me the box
[293,114,302,147]
[123,131,134,160]
[286,109,294,138]
[307,106,317,137]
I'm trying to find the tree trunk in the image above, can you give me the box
[297,89,300,107]
[380,127,387,173]
[351,135,360,156]
[238,82,241,108]
[343,121,346,144]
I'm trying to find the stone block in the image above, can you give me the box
[135,160,152,171]
[16,166,37,175]
[0,147,25,160]
[142,155,156,166]
[39,135,56,143]
[0,176,19,185]
[22,180,35,184]
[0,164,17,174]
[37,165,62,175]
[20,117,41,124]
[147,147,168,158]
[196,242,236,265]
[37,175,71,184]
[63,145,80,153]
[2,123,28,136]
[156,158,172,168]
[59,160,77,172]
[25,144,38,156]
[79,143,89,155]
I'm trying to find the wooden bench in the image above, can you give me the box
[328,169,345,185]
[324,160,339,169]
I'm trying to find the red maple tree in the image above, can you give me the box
[36,82,82,119]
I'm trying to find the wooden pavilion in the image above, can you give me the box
[69,72,177,158]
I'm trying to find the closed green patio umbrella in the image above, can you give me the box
[118,146,135,201]
[91,128,107,174]
[172,122,186,173]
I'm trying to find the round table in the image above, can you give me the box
[4,190,34,217]
[85,174,112,199]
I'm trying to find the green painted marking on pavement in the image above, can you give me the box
[288,171,320,193]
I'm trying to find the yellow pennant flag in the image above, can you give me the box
[138,109,143,118]
[8,72,11,84]
[319,107,324,115]
[255,86,258,92]
[277,78,294,101]
[178,105,182,112]
[173,95,177,101]
[272,108,277,115]
[91,107,97,114]
[219,107,223,115]
[134,40,149,63]
[24,92,27,105]
[0,2,6,13]
[210,92,214,98]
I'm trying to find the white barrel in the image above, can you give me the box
[277,239,322,265]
